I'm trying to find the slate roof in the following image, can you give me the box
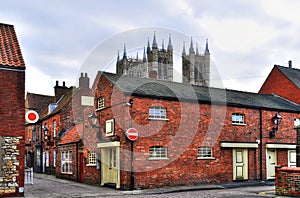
[276,65,300,89]
[25,92,54,112]
[0,23,25,67]
[58,124,82,145]
[102,72,300,112]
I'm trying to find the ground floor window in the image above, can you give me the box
[61,150,72,174]
[149,146,168,160]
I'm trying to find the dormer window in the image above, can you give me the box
[149,106,168,120]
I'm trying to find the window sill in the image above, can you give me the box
[148,157,169,161]
[197,157,215,160]
[232,123,247,126]
[61,172,73,175]
[86,164,97,167]
[148,118,169,121]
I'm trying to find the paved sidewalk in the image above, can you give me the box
[24,173,275,197]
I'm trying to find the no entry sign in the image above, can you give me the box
[126,128,138,141]
[25,110,39,123]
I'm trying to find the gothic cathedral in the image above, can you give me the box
[116,32,210,86]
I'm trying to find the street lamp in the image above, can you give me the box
[88,111,101,140]
[270,112,282,138]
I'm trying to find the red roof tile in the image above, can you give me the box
[0,23,25,67]
[59,124,82,145]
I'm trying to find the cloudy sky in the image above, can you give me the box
[1,0,300,95]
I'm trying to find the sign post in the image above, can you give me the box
[126,128,138,190]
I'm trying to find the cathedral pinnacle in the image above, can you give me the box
[189,37,195,53]
[167,34,173,51]
[152,31,158,49]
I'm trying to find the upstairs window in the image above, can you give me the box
[97,97,105,110]
[149,146,168,160]
[232,113,245,125]
[149,106,167,120]
[53,120,57,137]
[198,147,213,159]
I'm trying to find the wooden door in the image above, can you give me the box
[233,149,248,180]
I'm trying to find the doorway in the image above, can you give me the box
[99,143,120,188]
[233,148,248,180]
[266,149,277,179]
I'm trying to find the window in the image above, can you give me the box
[198,147,213,159]
[88,151,97,166]
[53,150,56,167]
[97,97,105,110]
[61,150,72,174]
[149,146,168,160]
[149,106,167,120]
[232,113,245,125]
[45,150,49,167]
[106,119,114,137]
[53,120,57,137]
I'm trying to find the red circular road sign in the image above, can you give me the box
[126,128,138,141]
[25,110,39,123]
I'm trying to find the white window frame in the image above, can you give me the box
[87,151,97,166]
[45,150,49,167]
[53,120,57,138]
[149,106,168,120]
[149,146,169,160]
[198,147,214,159]
[105,119,114,137]
[53,149,56,167]
[232,113,246,125]
[97,97,105,110]
[61,150,72,174]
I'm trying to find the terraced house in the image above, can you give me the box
[0,23,26,196]
[92,71,300,190]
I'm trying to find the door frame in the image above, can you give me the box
[97,141,120,189]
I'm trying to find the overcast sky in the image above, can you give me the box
[1,0,300,96]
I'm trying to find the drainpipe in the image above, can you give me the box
[259,109,263,181]
[76,142,79,182]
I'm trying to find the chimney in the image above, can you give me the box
[79,72,90,90]
[288,60,292,68]
[54,81,70,102]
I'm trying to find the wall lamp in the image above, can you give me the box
[88,111,101,128]
[126,99,134,108]
[88,111,102,140]
[270,112,282,138]
[43,124,49,140]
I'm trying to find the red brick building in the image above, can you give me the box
[0,23,26,196]
[92,72,300,190]
[25,73,101,185]
[259,62,300,104]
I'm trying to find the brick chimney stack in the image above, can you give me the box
[54,81,70,102]
[79,72,90,90]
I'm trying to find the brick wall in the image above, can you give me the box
[0,68,25,196]
[275,166,300,196]
[259,67,300,104]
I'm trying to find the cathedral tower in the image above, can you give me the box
[116,32,173,81]
[182,38,210,86]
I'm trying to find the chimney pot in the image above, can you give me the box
[81,72,83,77]
[289,60,292,68]
[56,80,59,86]
[85,73,87,77]
[63,81,66,87]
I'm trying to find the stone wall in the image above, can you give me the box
[0,136,22,194]
[275,166,300,196]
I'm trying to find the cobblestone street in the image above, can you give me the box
[23,173,286,198]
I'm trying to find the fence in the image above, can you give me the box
[24,167,33,185]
